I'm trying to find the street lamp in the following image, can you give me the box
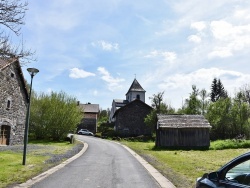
[22,68,39,165]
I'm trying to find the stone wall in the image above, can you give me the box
[0,61,27,145]
[115,100,152,136]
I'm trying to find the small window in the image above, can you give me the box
[10,72,15,78]
[6,100,11,109]
[136,94,140,100]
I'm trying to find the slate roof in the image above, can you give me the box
[126,79,145,95]
[157,114,211,128]
[113,99,152,118]
[79,104,99,113]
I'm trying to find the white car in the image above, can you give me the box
[77,129,94,136]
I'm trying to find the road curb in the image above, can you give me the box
[119,143,176,188]
[14,141,88,188]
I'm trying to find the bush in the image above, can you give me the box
[210,139,250,150]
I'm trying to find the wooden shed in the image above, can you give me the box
[156,114,211,148]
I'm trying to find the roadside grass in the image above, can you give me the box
[0,140,78,188]
[121,140,250,188]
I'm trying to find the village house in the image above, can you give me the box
[77,102,99,134]
[156,114,211,148]
[110,79,153,136]
[0,58,28,146]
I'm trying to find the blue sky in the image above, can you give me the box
[19,0,250,110]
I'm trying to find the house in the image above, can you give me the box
[110,79,153,136]
[77,103,99,133]
[0,58,28,145]
[156,114,211,148]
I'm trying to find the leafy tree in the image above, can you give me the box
[0,0,35,63]
[184,85,201,114]
[199,89,209,115]
[98,108,110,125]
[231,91,250,137]
[30,91,82,141]
[206,98,233,140]
[144,92,175,131]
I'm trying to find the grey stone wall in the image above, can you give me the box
[115,100,152,136]
[0,61,27,145]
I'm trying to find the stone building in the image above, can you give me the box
[77,103,99,133]
[113,99,152,136]
[0,58,28,145]
[110,79,153,136]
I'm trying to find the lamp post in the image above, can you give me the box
[22,68,39,165]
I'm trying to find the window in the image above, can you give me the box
[10,72,15,78]
[6,100,11,109]
[226,159,250,186]
[136,94,140,100]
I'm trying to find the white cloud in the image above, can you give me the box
[188,35,201,43]
[208,20,250,58]
[69,68,95,79]
[97,67,125,91]
[190,21,206,31]
[144,50,177,62]
[208,47,232,58]
[91,40,119,51]
[158,68,248,92]
[154,68,250,108]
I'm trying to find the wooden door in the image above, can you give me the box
[0,125,10,145]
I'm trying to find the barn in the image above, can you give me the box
[156,114,211,149]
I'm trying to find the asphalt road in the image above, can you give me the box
[31,135,161,188]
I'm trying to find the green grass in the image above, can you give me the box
[121,140,250,188]
[0,141,77,188]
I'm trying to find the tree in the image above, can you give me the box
[206,98,233,140]
[199,89,209,115]
[184,85,201,114]
[210,78,227,102]
[98,108,110,125]
[149,91,164,113]
[30,91,83,141]
[0,0,35,63]
[210,78,217,102]
[144,92,175,131]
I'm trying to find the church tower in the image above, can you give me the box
[126,79,146,103]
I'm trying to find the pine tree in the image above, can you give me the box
[210,78,217,102]
[210,78,227,102]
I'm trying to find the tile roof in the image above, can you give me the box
[126,79,145,95]
[157,114,211,128]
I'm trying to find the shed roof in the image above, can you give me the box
[157,114,211,128]
[79,104,99,113]
[126,79,145,95]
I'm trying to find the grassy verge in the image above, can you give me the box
[0,140,80,188]
[121,140,250,188]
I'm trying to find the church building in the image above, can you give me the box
[109,79,152,136]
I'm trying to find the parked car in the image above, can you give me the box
[77,129,94,136]
[196,152,250,187]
